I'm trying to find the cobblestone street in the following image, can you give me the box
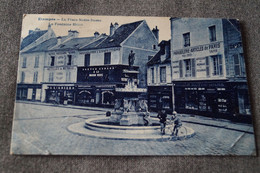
[11,102,256,155]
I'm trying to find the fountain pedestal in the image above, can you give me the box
[109,68,150,126]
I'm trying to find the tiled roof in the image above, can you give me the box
[21,30,48,50]
[50,37,95,51]
[147,50,161,65]
[80,36,108,50]
[24,38,58,53]
[94,20,144,49]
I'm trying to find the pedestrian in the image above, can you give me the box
[171,111,182,136]
[157,109,167,135]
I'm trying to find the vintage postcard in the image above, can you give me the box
[11,14,256,155]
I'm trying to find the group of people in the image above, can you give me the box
[157,110,182,136]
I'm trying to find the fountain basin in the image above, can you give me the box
[67,117,196,141]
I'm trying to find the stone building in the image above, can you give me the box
[42,30,106,104]
[76,20,158,107]
[147,40,173,113]
[16,25,56,101]
[18,20,159,107]
[170,18,251,121]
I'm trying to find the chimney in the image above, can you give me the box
[68,30,79,38]
[114,22,119,30]
[48,23,51,30]
[57,36,62,45]
[152,26,159,41]
[94,31,100,38]
[110,23,115,36]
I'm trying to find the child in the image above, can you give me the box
[171,111,182,136]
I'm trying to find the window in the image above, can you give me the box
[33,71,38,82]
[85,54,90,66]
[151,68,154,83]
[160,67,166,83]
[50,56,55,66]
[104,52,111,65]
[67,55,72,65]
[211,55,223,76]
[209,25,216,42]
[22,57,27,68]
[49,72,54,82]
[234,54,246,76]
[153,45,156,49]
[34,56,39,68]
[66,71,71,82]
[21,71,25,83]
[184,59,196,77]
[183,32,190,47]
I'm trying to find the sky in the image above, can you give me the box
[21,14,171,42]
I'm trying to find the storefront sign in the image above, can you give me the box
[173,42,222,57]
[80,47,120,54]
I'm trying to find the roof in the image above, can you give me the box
[80,36,107,50]
[24,38,57,53]
[50,37,95,51]
[92,20,144,49]
[21,30,48,50]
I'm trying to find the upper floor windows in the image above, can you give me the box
[33,71,38,83]
[50,56,55,66]
[34,56,39,68]
[21,71,25,83]
[22,57,27,68]
[160,66,166,83]
[183,32,190,47]
[151,68,154,84]
[206,55,223,77]
[209,25,216,42]
[85,54,90,66]
[211,55,223,76]
[104,52,111,65]
[49,72,54,82]
[179,59,196,78]
[67,55,72,65]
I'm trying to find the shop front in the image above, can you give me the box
[173,80,252,122]
[75,85,116,108]
[45,85,76,104]
[147,86,173,113]
[16,84,42,101]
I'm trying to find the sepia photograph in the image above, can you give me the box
[11,14,256,155]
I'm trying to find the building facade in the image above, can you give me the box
[170,18,251,121]
[147,40,173,113]
[16,25,56,101]
[17,20,158,107]
[75,20,158,107]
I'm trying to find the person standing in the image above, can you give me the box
[157,109,167,135]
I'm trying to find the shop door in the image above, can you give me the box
[32,88,36,101]
[207,93,218,114]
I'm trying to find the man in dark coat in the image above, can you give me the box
[157,109,167,135]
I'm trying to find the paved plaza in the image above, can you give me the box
[11,102,256,155]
